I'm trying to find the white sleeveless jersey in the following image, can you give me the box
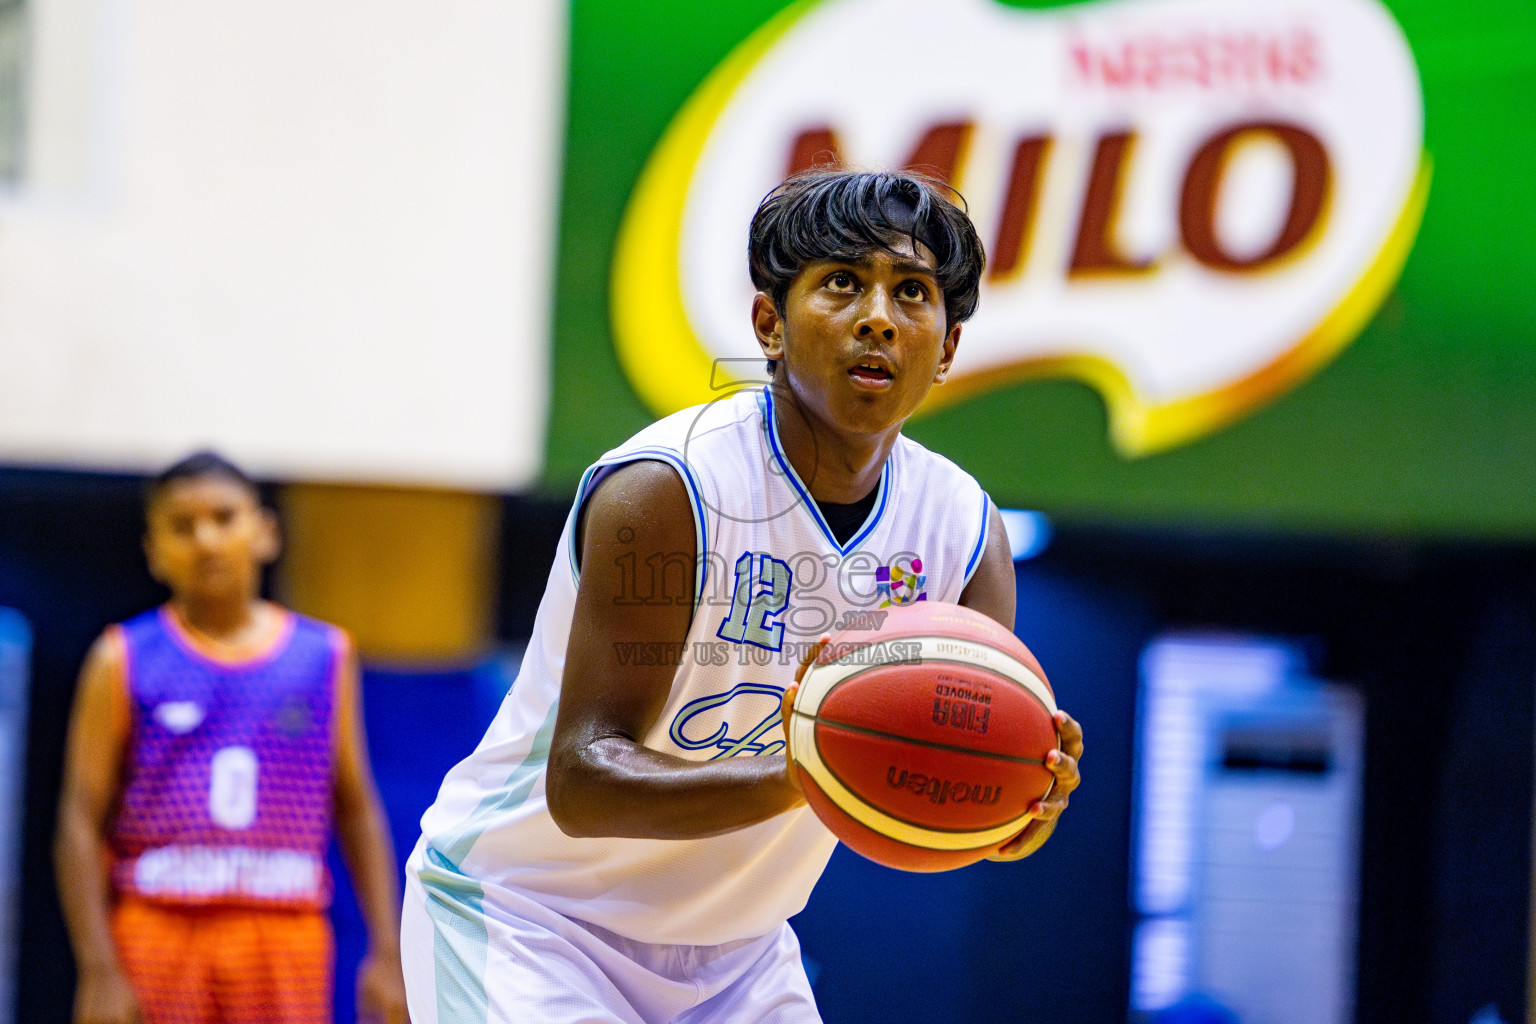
[416,386,992,946]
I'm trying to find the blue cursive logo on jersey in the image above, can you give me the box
[669,682,786,759]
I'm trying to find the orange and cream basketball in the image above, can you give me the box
[789,601,1058,872]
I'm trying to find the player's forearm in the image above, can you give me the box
[53,804,123,973]
[547,736,804,840]
[334,788,402,957]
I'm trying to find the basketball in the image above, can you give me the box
[789,601,1058,872]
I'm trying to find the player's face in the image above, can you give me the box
[755,237,960,438]
[144,477,279,603]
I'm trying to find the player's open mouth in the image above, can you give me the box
[848,361,894,387]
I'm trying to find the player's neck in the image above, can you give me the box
[169,594,274,649]
[770,388,897,504]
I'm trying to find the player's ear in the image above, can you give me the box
[934,322,961,385]
[752,292,785,363]
[254,506,282,565]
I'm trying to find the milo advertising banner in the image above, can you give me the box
[551,0,1535,537]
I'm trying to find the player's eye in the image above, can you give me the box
[826,272,855,291]
[899,281,929,301]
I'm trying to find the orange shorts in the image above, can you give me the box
[111,897,333,1024]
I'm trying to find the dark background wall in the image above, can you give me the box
[3,469,1531,1023]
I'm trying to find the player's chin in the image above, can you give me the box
[832,388,918,434]
[185,575,243,601]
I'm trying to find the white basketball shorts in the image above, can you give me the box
[402,843,822,1024]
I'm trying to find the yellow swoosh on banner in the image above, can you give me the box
[611,0,821,416]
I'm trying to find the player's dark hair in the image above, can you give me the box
[748,169,987,374]
[145,450,260,510]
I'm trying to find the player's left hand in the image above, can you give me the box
[988,709,1083,862]
[356,949,410,1024]
[779,637,830,795]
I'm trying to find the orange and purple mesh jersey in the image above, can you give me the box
[110,607,340,910]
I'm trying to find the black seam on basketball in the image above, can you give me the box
[792,709,1050,767]
[796,645,1055,847]
[814,655,1052,709]
[804,656,1055,758]
[795,714,1044,839]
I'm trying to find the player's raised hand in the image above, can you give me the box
[988,709,1083,862]
[73,965,142,1024]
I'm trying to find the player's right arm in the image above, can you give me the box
[54,631,142,1024]
[546,460,805,840]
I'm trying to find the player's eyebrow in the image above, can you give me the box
[825,254,939,278]
[889,259,938,278]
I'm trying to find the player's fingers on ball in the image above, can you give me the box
[794,637,829,682]
[1046,749,1080,791]
[779,685,799,761]
[1053,710,1084,755]
[781,683,798,718]
[1031,795,1065,821]
[994,827,1030,857]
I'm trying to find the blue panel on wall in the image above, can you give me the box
[329,654,516,1024]
[0,609,30,1024]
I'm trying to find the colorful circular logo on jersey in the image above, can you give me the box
[611,0,1428,456]
[877,558,928,608]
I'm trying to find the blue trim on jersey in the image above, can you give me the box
[761,387,890,557]
[566,449,710,611]
[963,491,992,588]
[565,463,602,582]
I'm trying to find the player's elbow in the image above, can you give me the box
[544,755,605,838]
[547,731,647,838]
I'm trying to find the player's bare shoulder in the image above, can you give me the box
[77,626,128,698]
[576,460,697,576]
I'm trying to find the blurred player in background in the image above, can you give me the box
[401,169,1084,1022]
[54,452,409,1024]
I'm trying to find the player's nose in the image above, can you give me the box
[191,518,221,548]
[855,286,896,341]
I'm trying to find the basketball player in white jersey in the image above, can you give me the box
[402,169,1084,1023]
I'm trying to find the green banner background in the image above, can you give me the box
[547,0,1536,539]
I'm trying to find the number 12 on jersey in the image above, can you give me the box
[717,552,793,652]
